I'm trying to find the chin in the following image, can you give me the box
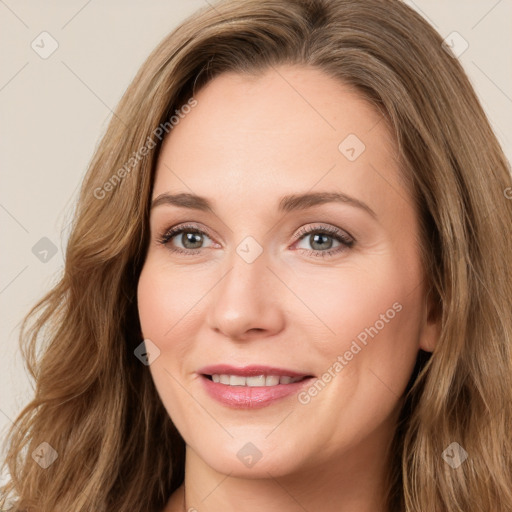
[188,435,306,478]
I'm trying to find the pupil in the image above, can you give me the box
[183,232,202,249]
[311,233,332,250]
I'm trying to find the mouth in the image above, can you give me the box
[197,365,316,408]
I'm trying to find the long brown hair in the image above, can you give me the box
[2,1,511,510]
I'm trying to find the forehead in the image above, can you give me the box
[153,65,404,217]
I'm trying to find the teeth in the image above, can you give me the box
[230,375,246,386]
[265,375,280,386]
[246,375,266,386]
[209,374,305,386]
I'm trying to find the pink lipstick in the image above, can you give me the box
[197,364,315,409]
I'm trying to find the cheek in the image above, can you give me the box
[295,253,424,402]
[293,262,423,448]
[137,260,206,343]
[137,261,202,433]
[136,260,204,406]
[287,257,420,355]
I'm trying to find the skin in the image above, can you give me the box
[137,65,440,512]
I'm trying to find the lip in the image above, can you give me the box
[197,364,315,409]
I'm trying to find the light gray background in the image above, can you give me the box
[1,0,511,465]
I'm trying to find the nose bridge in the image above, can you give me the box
[207,238,284,338]
[217,241,270,310]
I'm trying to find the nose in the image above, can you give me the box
[206,246,285,341]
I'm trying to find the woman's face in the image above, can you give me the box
[137,65,438,478]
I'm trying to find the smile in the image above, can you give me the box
[199,373,315,409]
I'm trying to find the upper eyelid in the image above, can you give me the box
[294,224,354,242]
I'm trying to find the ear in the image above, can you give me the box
[418,287,441,352]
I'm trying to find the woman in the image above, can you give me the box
[2,0,511,511]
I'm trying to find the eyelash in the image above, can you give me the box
[157,223,355,258]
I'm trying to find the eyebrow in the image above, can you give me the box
[150,191,377,219]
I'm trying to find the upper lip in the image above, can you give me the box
[198,364,314,378]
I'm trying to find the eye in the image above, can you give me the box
[157,223,216,255]
[157,222,355,258]
[292,224,354,258]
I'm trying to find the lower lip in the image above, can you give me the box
[200,374,314,409]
